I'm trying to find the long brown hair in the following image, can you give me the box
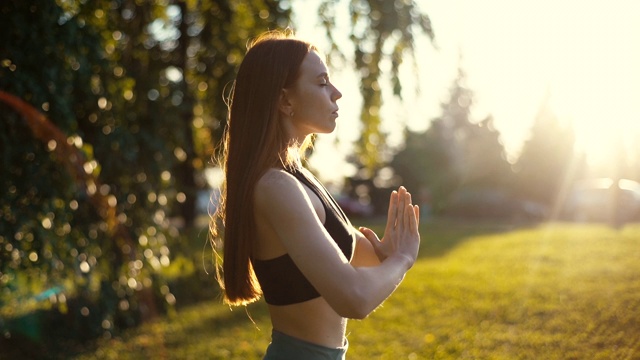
[210,30,316,305]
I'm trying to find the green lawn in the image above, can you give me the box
[74,219,640,360]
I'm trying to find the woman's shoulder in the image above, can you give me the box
[254,168,314,219]
[255,168,304,202]
[257,167,297,189]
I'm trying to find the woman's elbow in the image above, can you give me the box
[346,308,371,320]
[335,304,370,320]
[332,289,374,320]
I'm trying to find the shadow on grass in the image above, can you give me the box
[63,297,271,359]
[355,215,542,260]
[146,301,269,349]
[420,217,543,259]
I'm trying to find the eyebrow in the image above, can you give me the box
[316,72,329,79]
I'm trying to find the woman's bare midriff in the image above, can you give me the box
[268,296,347,348]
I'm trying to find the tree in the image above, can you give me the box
[0,0,294,347]
[512,93,577,206]
[175,0,292,225]
[388,64,512,213]
[389,120,459,213]
[436,65,478,180]
[320,0,435,170]
[460,115,513,189]
[0,0,158,342]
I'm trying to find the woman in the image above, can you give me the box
[211,30,421,359]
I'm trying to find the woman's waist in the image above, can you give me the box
[268,298,347,348]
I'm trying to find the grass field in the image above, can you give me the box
[74,219,640,360]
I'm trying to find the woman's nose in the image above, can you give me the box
[332,85,342,101]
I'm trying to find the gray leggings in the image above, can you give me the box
[263,330,348,360]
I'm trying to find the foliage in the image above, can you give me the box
[390,121,459,213]
[512,93,578,205]
[59,220,640,359]
[389,66,511,212]
[433,66,512,189]
[0,0,183,336]
[459,115,513,188]
[92,0,290,227]
[320,0,435,170]
[0,0,293,343]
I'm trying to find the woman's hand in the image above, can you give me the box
[359,186,420,266]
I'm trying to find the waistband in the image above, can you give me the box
[263,330,348,360]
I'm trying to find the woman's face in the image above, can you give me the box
[282,51,342,140]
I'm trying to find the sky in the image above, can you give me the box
[291,0,640,183]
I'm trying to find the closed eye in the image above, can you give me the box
[317,72,330,86]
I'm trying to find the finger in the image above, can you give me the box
[400,191,411,228]
[404,203,413,229]
[358,226,377,240]
[359,227,381,248]
[397,187,407,227]
[409,205,419,233]
[384,191,398,235]
[406,192,414,225]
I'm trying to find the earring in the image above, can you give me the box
[290,111,294,117]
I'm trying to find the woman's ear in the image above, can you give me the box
[278,89,293,116]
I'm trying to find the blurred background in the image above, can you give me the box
[1,0,639,358]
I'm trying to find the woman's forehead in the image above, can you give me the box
[299,51,329,77]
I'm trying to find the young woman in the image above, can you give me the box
[211,30,421,359]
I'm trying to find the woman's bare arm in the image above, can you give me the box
[254,169,420,319]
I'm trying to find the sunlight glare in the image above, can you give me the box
[293,0,640,180]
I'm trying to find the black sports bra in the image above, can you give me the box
[252,167,355,305]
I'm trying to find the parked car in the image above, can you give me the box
[563,178,640,224]
[336,194,374,218]
[443,188,547,221]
